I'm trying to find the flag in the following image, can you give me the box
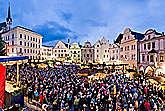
[0,64,6,108]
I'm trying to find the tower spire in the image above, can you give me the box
[6,1,12,30]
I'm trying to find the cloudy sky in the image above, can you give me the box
[1,0,165,46]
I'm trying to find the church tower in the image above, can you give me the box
[6,2,12,30]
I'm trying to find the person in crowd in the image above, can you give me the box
[6,63,164,111]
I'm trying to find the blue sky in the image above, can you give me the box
[1,0,165,46]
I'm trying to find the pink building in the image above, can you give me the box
[139,29,165,72]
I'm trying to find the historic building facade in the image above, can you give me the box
[109,43,120,63]
[69,42,81,63]
[2,26,43,60]
[139,29,165,69]
[81,41,94,63]
[53,41,69,61]
[41,45,53,60]
[115,28,144,68]
[94,37,111,63]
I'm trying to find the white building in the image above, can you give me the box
[2,26,43,60]
[94,37,111,63]
[41,45,53,60]
[53,41,69,61]
[109,43,120,63]
[69,42,81,63]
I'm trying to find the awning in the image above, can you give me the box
[0,56,29,62]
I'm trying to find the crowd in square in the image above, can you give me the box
[6,64,164,111]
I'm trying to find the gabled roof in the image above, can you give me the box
[114,33,123,43]
[131,31,145,40]
[0,22,7,31]
[54,41,70,49]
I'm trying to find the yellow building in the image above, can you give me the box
[69,42,81,63]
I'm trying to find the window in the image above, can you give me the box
[121,47,123,51]
[78,55,80,57]
[160,56,164,62]
[61,50,63,52]
[104,55,105,58]
[142,54,145,61]
[12,48,14,52]
[127,46,129,51]
[64,50,66,52]
[144,44,146,50]
[55,50,57,52]
[65,54,67,57]
[59,50,60,52]
[31,43,32,47]
[97,50,99,52]
[20,48,22,53]
[28,36,30,40]
[150,55,154,62]
[132,45,133,50]
[105,50,107,53]
[125,55,127,59]
[31,37,32,41]
[24,49,26,53]
[97,45,99,47]
[24,35,26,39]
[12,34,14,39]
[20,34,22,38]
[113,50,115,53]
[91,54,92,57]
[20,41,22,45]
[33,44,35,48]
[36,44,37,48]
[125,47,127,51]
[128,36,129,39]
[12,41,14,45]
[24,42,26,46]
[74,55,76,57]
[152,42,155,49]
[147,55,149,61]
[97,55,99,58]
[78,51,80,53]
[33,38,35,41]
[61,54,63,57]
[89,49,91,52]
[74,51,76,53]
[87,54,89,57]
[147,43,151,50]
[27,49,29,53]
[121,55,123,58]
[107,55,108,58]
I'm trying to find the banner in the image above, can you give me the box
[0,64,6,108]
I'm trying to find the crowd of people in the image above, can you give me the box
[6,63,164,111]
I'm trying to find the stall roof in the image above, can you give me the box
[0,56,29,62]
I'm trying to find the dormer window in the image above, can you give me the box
[97,45,99,47]
[148,35,150,39]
